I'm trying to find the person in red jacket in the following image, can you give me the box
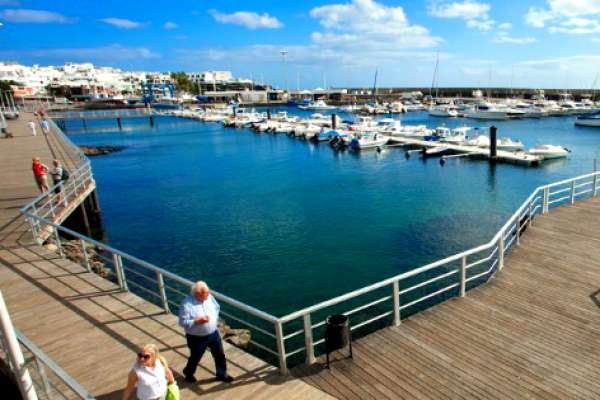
[32,157,49,193]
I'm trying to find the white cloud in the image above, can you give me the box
[0,9,75,24]
[526,0,600,33]
[163,21,178,30]
[208,9,283,29]
[428,0,489,19]
[309,0,441,48]
[99,17,143,29]
[493,32,537,44]
[525,7,554,27]
[186,0,448,80]
[0,44,160,61]
[428,1,494,31]
[498,22,512,30]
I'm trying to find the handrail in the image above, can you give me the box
[21,112,600,376]
[14,329,95,399]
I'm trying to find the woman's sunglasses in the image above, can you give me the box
[138,353,151,360]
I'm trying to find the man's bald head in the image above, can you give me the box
[192,281,210,301]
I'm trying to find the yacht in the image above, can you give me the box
[298,99,336,111]
[465,102,509,120]
[497,138,524,152]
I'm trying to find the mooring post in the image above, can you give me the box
[117,117,122,130]
[331,113,337,130]
[489,126,497,161]
[267,109,271,120]
[149,115,155,127]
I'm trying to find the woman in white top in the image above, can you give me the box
[122,344,174,400]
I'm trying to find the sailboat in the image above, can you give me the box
[428,52,458,118]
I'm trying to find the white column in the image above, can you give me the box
[0,291,38,400]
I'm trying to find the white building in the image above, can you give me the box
[187,71,233,83]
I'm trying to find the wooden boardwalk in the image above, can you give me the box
[0,115,332,399]
[293,196,600,399]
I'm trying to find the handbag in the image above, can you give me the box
[165,382,180,400]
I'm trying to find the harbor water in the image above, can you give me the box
[64,109,600,316]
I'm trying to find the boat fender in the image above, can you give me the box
[376,146,382,153]
[565,148,572,153]
[440,158,446,166]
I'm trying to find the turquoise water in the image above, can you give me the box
[64,110,600,316]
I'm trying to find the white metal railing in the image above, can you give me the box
[20,114,600,376]
[49,109,153,120]
[0,290,95,400]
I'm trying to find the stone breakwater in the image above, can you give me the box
[79,145,126,156]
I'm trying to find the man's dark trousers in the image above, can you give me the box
[183,330,227,379]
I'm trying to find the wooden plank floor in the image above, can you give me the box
[293,196,600,400]
[0,116,333,400]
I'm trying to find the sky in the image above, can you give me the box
[1,0,600,88]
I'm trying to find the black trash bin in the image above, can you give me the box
[325,314,353,368]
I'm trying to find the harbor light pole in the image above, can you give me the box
[280,49,288,96]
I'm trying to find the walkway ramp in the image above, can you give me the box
[293,197,600,399]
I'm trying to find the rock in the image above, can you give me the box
[79,145,126,156]
[218,320,252,349]
[44,243,58,252]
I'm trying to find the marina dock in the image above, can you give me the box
[1,114,599,399]
[390,137,544,165]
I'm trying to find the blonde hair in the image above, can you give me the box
[140,344,167,367]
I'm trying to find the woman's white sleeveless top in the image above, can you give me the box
[133,360,167,400]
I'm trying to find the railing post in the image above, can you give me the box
[528,200,534,226]
[0,291,39,400]
[274,321,288,375]
[392,280,401,326]
[156,271,170,314]
[54,228,65,259]
[459,256,466,297]
[303,314,316,365]
[80,239,91,272]
[593,173,598,197]
[570,181,576,204]
[112,254,127,291]
[34,355,53,399]
[498,232,505,271]
[542,186,549,214]
[61,182,67,208]
[515,216,521,246]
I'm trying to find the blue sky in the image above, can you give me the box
[1,0,600,88]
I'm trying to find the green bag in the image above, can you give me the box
[165,383,180,400]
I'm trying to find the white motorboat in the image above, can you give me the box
[497,137,524,152]
[428,105,459,117]
[466,135,491,147]
[439,126,471,144]
[298,99,336,110]
[528,144,570,159]
[350,133,389,150]
[465,102,509,120]
[575,115,600,127]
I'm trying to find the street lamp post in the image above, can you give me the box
[280,50,288,98]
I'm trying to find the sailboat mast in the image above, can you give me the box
[372,68,378,104]
[431,51,439,101]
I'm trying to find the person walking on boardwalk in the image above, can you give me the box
[178,281,234,384]
[121,343,175,400]
[50,159,66,202]
[32,157,49,193]
[27,120,37,136]
[41,119,50,134]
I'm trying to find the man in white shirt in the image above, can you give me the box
[178,281,234,384]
